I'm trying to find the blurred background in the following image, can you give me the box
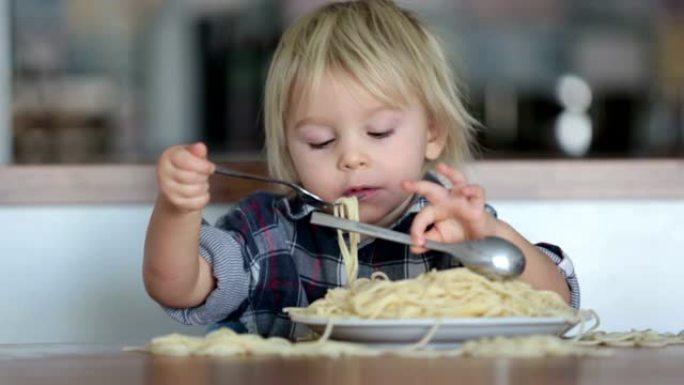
[3,0,683,165]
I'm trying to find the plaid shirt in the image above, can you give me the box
[165,191,580,339]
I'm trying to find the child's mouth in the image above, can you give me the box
[344,187,379,201]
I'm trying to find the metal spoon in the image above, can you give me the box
[310,211,526,279]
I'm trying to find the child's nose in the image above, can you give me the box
[338,147,369,171]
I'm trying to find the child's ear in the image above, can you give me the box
[425,120,446,161]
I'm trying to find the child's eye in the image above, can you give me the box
[368,129,394,139]
[309,139,335,149]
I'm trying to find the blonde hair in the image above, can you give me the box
[264,0,478,184]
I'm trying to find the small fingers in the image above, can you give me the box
[170,150,215,175]
[410,245,429,254]
[163,143,214,175]
[410,228,444,254]
[157,159,211,191]
[170,168,212,184]
[164,181,210,199]
[448,184,487,223]
[461,184,486,208]
[441,194,481,224]
[435,163,467,190]
[186,142,209,159]
[402,180,449,204]
[158,176,210,201]
[156,143,215,211]
[409,205,437,249]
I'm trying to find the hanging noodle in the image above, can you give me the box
[333,196,361,284]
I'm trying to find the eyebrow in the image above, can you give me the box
[293,106,400,130]
[293,117,334,131]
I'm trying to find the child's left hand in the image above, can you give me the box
[402,163,499,254]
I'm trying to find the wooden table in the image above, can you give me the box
[1,344,683,385]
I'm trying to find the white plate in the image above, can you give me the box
[290,314,577,346]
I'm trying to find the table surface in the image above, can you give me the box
[1,344,683,385]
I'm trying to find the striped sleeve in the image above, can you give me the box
[535,243,580,309]
[163,223,250,325]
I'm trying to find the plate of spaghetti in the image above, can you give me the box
[287,197,583,346]
[285,268,581,345]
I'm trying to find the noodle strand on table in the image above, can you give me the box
[576,329,684,347]
[137,328,379,358]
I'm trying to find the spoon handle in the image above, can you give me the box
[309,211,525,279]
[311,211,418,245]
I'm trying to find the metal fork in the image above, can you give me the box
[214,166,337,210]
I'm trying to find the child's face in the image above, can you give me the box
[287,72,444,226]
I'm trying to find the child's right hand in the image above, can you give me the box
[156,142,216,213]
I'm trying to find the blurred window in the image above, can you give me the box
[8,0,684,164]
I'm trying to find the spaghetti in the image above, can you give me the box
[333,196,361,284]
[285,268,577,320]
